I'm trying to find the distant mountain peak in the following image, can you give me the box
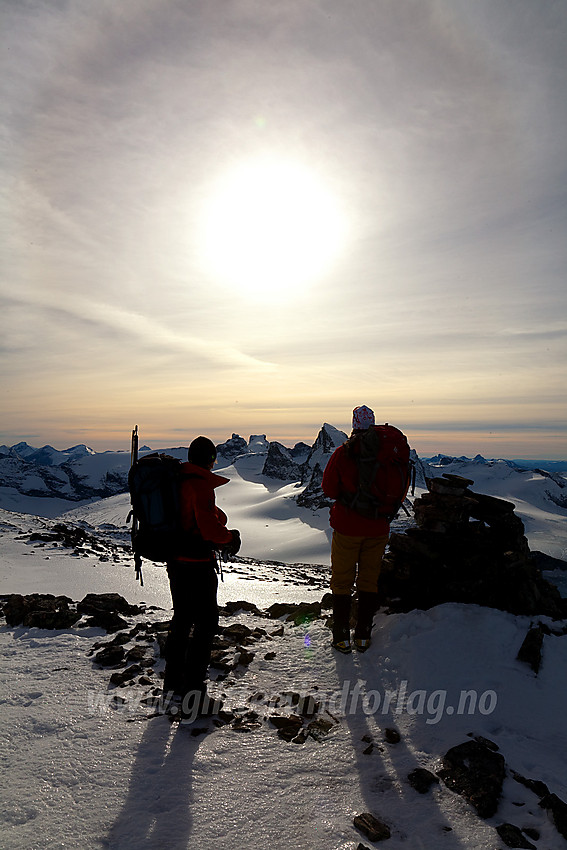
[64,444,96,456]
[248,435,269,453]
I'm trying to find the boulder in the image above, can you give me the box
[407,768,440,794]
[270,714,303,742]
[84,610,130,633]
[266,600,322,624]
[539,793,567,840]
[77,593,140,633]
[94,644,126,667]
[438,740,505,818]
[109,664,143,686]
[384,728,401,744]
[496,823,536,849]
[220,600,264,617]
[353,812,391,842]
[77,593,141,617]
[516,624,546,674]
[221,623,254,643]
[2,593,80,629]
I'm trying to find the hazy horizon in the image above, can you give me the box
[2,427,566,463]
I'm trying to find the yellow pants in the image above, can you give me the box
[330,530,389,595]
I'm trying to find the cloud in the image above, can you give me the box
[1,287,273,372]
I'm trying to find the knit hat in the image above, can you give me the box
[352,405,375,431]
[188,436,217,468]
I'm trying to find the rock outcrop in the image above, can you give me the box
[262,442,304,481]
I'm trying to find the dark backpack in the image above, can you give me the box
[340,424,413,521]
[128,453,212,571]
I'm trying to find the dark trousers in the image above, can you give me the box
[163,558,219,696]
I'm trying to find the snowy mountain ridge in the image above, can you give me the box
[0,425,345,513]
[0,428,565,520]
[0,441,97,465]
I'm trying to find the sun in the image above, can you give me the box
[199,158,347,300]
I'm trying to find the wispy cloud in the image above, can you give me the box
[2,288,273,371]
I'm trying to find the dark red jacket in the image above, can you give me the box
[177,462,233,561]
[322,441,390,537]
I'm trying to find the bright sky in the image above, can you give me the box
[1,0,566,459]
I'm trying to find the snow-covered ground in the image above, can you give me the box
[1,454,567,849]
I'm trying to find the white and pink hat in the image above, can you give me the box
[352,405,375,431]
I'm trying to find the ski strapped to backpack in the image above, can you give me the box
[129,426,143,584]
[127,427,215,585]
[339,424,415,522]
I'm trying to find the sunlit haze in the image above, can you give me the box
[1,0,565,459]
[199,157,348,299]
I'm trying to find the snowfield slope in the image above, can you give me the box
[58,452,567,564]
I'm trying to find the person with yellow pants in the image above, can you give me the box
[322,405,390,653]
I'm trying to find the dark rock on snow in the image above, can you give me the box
[539,793,567,840]
[109,664,143,686]
[220,600,264,617]
[94,644,126,667]
[353,812,391,842]
[295,463,333,510]
[77,593,141,632]
[2,593,80,629]
[384,728,401,745]
[269,714,303,741]
[266,600,322,624]
[77,593,142,617]
[510,771,567,840]
[438,740,506,819]
[496,823,537,849]
[1,591,142,632]
[407,768,440,794]
[516,623,546,674]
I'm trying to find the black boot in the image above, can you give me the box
[332,594,352,654]
[354,591,379,652]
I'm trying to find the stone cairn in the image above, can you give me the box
[379,473,566,619]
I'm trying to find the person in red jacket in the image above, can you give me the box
[322,405,389,654]
[164,436,240,717]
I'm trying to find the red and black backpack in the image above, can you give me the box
[340,424,413,521]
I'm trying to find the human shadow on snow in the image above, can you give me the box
[106,715,200,850]
[333,639,469,850]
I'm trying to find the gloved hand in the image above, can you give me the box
[225,529,241,556]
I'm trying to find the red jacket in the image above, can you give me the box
[322,442,390,537]
[177,462,233,560]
